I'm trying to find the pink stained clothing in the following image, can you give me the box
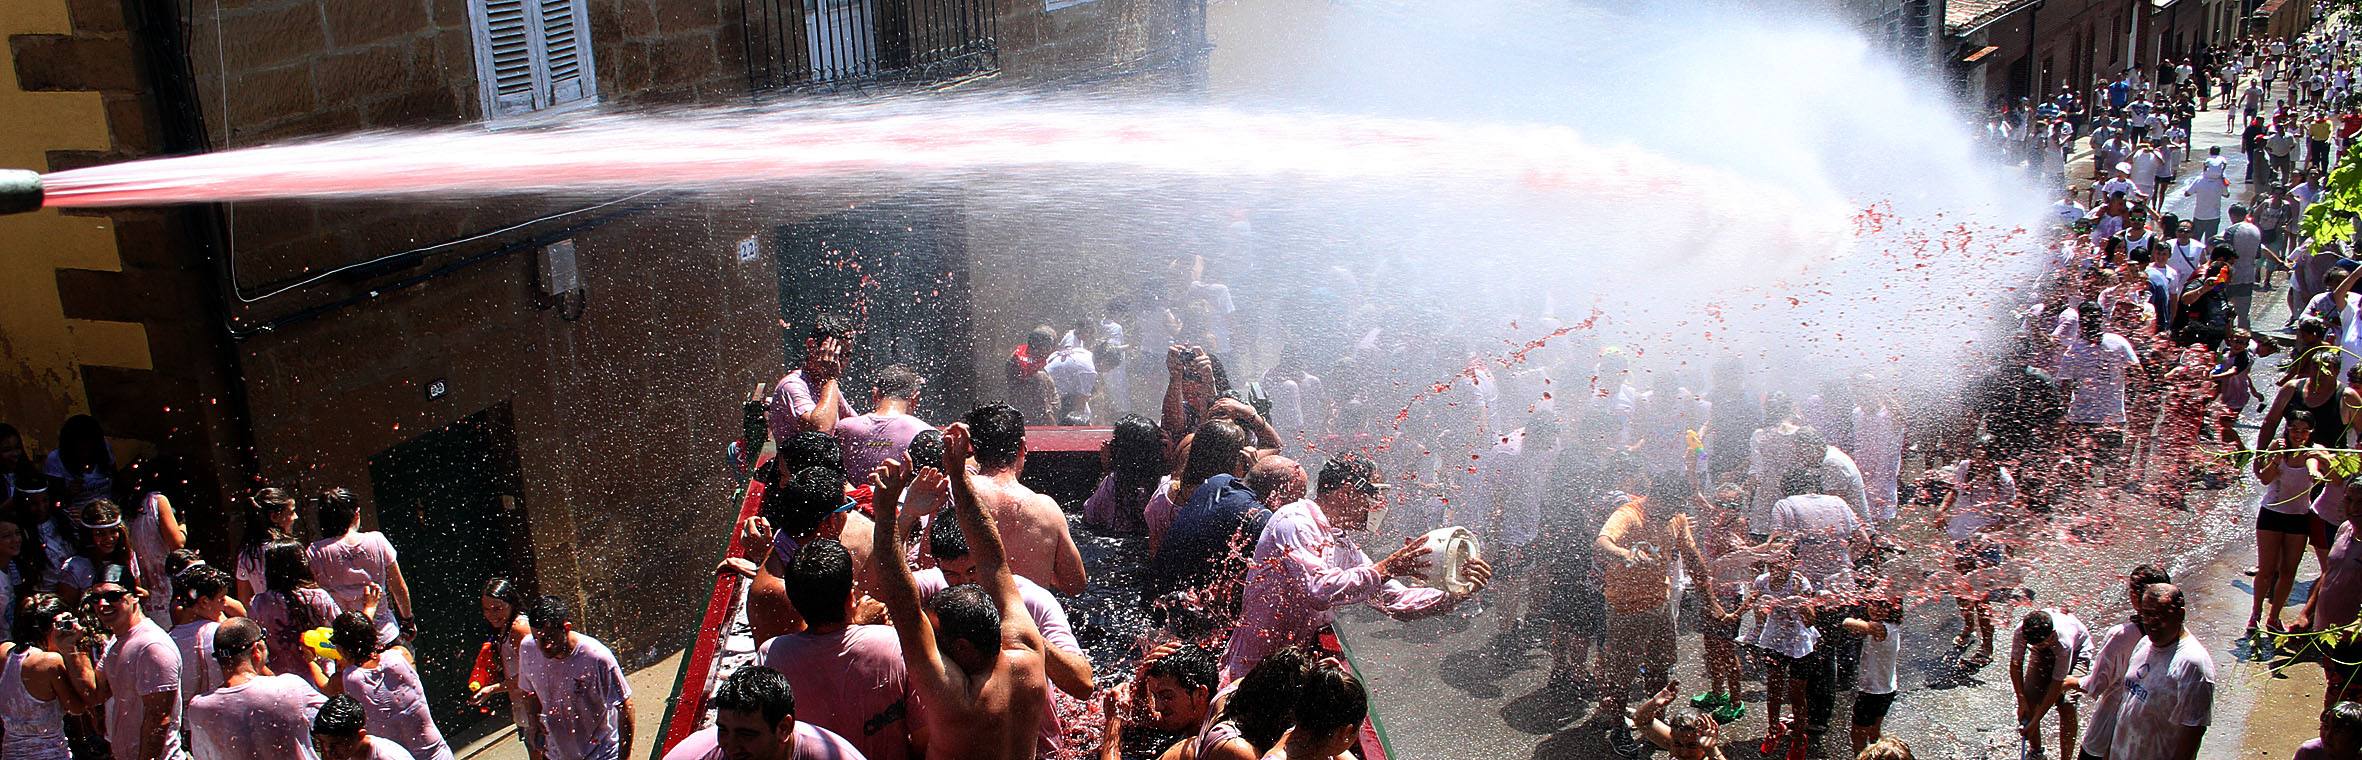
[309,531,404,644]
[1143,476,1178,555]
[358,735,420,759]
[249,586,343,681]
[756,626,915,760]
[2319,476,2352,525]
[1082,473,1151,534]
[2077,622,2146,759]
[2313,522,2362,631]
[1223,499,1452,681]
[662,722,869,760]
[102,618,184,760]
[912,568,1081,656]
[187,673,328,760]
[2009,608,2092,681]
[168,619,222,707]
[341,648,455,760]
[126,493,174,626]
[518,633,633,760]
[2,649,71,760]
[767,370,859,443]
[237,545,267,596]
[2107,634,2216,760]
[838,412,935,484]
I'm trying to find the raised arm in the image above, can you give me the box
[868,457,949,690]
[942,424,1042,646]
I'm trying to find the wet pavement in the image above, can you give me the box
[1336,80,2327,760]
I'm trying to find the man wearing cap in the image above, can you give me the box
[1221,455,1492,681]
[71,564,183,760]
[187,617,328,759]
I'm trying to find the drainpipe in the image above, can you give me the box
[119,0,263,491]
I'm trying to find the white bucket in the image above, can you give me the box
[1404,526,1483,595]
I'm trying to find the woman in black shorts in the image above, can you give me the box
[2253,407,2328,634]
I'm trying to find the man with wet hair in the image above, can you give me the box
[1225,454,1490,680]
[2105,584,2215,760]
[1099,643,1221,760]
[838,364,936,485]
[187,616,327,759]
[2072,565,2173,760]
[918,512,1094,699]
[312,693,414,760]
[73,564,183,760]
[770,312,859,442]
[2013,605,2092,760]
[759,538,914,760]
[869,424,1053,760]
[519,596,635,760]
[661,665,866,760]
[739,465,882,642]
[959,403,1086,594]
[2296,701,2362,760]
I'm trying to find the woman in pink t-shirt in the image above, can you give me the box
[249,539,347,689]
[329,611,454,760]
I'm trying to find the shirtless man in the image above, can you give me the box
[737,465,883,642]
[871,422,1052,760]
[960,403,1087,594]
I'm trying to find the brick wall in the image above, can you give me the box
[9,0,250,551]
[45,0,1206,665]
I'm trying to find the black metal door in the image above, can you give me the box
[366,403,531,745]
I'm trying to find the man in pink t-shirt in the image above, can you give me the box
[520,597,635,760]
[308,488,413,645]
[761,539,915,760]
[768,315,860,443]
[837,365,936,484]
[78,568,183,760]
[188,617,329,760]
[662,666,867,760]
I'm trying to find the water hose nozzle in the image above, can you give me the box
[0,170,42,216]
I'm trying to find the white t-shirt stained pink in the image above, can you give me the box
[519,633,632,760]
[102,618,183,760]
[757,625,913,760]
[187,673,326,760]
[2108,634,2216,760]
[309,531,403,643]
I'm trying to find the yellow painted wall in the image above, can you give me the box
[0,1,151,452]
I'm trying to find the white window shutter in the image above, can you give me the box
[471,0,596,118]
[539,0,595,106]
[481,0,542,116]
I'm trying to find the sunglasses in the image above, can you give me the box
[834,498,861,515]
[86,589,129,603]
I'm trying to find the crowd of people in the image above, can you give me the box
[21,13,2362,760]
[0,414,642,760]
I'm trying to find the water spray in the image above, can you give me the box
[0,170,41,216]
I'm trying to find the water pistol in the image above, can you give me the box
[468,641,502,693]
[301,628,343,663]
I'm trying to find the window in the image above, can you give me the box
[742,0,996,91]
[468,0,599,119]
